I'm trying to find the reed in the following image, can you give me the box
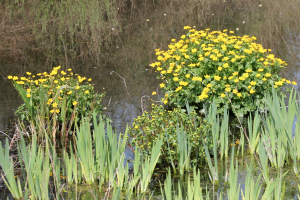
[220,106,229,159]
[203,137,219,186]
[176,124,192,175]
[227,147,240,200]
[160,167,205,200]
[247,111,260,154]
[0,139,23,199]
[241,163,262,200]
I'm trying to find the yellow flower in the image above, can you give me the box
[250,81,257,86]
[204,75,210,79]
[286,80,291,84]
[26,72,32,75]
[232,72,239,76]
[54,80,58,84]
[157,67,163,71]
[88,78,92,81]
[233,89,238,94]
[13,76,18,80]
[173,77,179,81]
[191,48,197,53]
[27,93,31,98]
[262,78,267,81]
[55,109,60,113]
[258,68,264,72]
[179,81,188,86]
[223,63,229,68]
[61,77,65,81]
[221,93,226,98]
[175,86,182,92]
[292,81,297,85]
[73,101,78,106]
[243,73,249,78]
[75,86,80,90]
[160,83,165,88]
[67,91,73,95]
[265,73,271,77]
[152,91,157,95]
[27,89,31,93]
[185,74,191,78]
[250,89,255,94]
[7,75,13,79]
[85,90,89,94]
[218,67,222,71]
[256,74,261,77]
[237,93,242,97]
[53,103,58,108]
[214,76,221,81]
[68,68,72,71]
[135,125,139,129]
[239,77,245,81]
[163,99,168,104]
[225,87,231,92]
[245,69,252,73]
[207,83,212,88]
[234,78,239,83]
[50,109,54,113]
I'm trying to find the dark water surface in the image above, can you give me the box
[1,1,300,199]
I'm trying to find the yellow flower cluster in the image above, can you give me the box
[8,66,93,116]
[151,26,296,113]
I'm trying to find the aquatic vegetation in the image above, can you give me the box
[128,103,211,168]
[227,148,240,200]
[160,167,206,200]
[258,89,299,170]
[7,66,104,137]
[241,163,262,200]
[247,111,260,154]
[0,139,23,199]
[151,26,296,116]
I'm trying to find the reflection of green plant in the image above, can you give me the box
[8,66,104,133]
[151,26,296,116]
[128,104,211,168]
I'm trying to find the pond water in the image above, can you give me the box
[1,0,300,199]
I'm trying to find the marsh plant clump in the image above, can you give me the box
[151,26,297,116]
[7,66,104,135]
[128,104,212,168]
